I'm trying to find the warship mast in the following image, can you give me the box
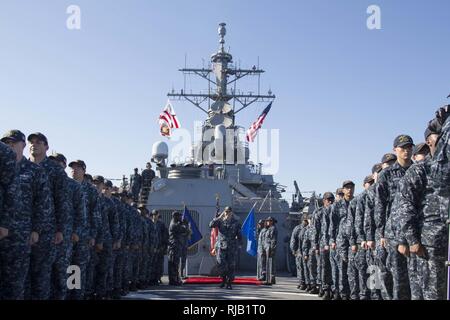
[167,23,275,165]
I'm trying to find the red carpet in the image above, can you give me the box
[183,277,263,285]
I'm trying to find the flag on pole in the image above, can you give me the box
[241,207,257,256]
[182,206,203,248]
[210,195,220,256]
[159,99,180,137]
[246,102,272,142]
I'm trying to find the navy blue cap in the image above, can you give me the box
[27,132,48,145]
[49,153,67,165]
[342,180,355,188]
[69,160,87,171]
[393,135,414,148]
[1,130,26,143]
[413,143,430,156]
[92,175,105,184]
[372,163,383,174]
[381,153,397,164]
[104,180,113,188]
[323,192,335,200]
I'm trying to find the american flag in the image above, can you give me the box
[246,102,272,142]
[158,100,180,137]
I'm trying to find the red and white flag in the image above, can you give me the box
[246,102,272,142]
[159,100,180,137]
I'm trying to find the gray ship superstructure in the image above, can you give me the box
[147,23,301,275]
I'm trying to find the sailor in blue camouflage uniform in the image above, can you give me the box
[0,141,20,298]
[348,176,374,300]
[68,160,100,300]
[168,210,190,286]
[129,200,142,292]
[107,185,126,299]
[102,180,121,298]
[311,201,323,297]
[396,106,450,300]
[180,215,192,279]
[49,153,87,300]
[147,210,160,286]
[303,214,317,293]
[150,210,168,285]
[137,204,150,289]
[328,188,343,300]
[129,168,142,203]
[264,217,278,285]
[290,218,304,290]
[209,206,242,289]
[27,133,70,300]
[299,215,311,290]
[118,192,132,294]
[364,160,391,300]
[91,176,112,299]
[257,219,267,281]
[303,215,317,292]
[375,135,414,300]
[318,192,335,300]
[0,133,28,299]
[330,180,355,300]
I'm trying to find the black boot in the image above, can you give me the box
[299,284,307,291]
[309,286,319,295]
[333,292,341,300]
[318,287,325,297]
[322,290,332,300]
[226,279,233,290]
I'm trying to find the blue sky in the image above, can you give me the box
[1,0,449,198]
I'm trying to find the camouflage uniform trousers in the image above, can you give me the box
[150,250,165,282]
[180,245,188,278]
[315,251,322,288]
[95,241,113,297]
[366,248,382,300]
[307,248,318,286]
[168,249,181,284]
[414,246,447,300]
[216,246,238,282]
[28,232,56,300]
[329,249,340,294]
[121,247,131,290]
[407,253,423,300]
[348,246,370,300]
[51,237,73,300]
[320,249,332,291]
[0,236,9,299]
[106,245,118,294]
[337,246,350,297]
[85,246,97,297]
[131,247,141,287]
[373,243,393,300]
[113,247,124,292]
[386,243,410,300]
[266,250,276,284]
[301,256,310,285]
[295,254,305,286]
[139,248,150,285]
[68,241,89,300]
[257,250,267,280]
[0,230,30,300]
[146,251,157,284]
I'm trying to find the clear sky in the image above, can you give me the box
[1,0,449,199]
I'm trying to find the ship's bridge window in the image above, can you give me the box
[158,209,200,256]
